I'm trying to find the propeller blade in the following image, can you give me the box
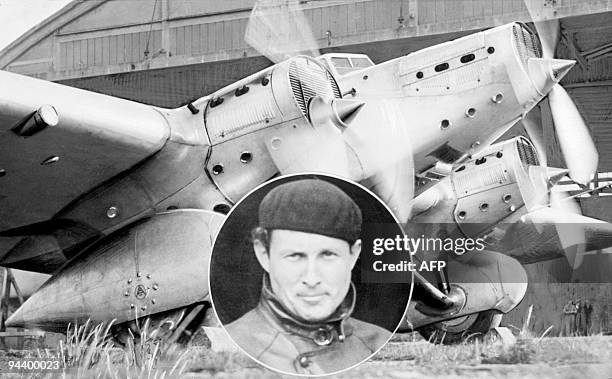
[343,99,415,222]
[534,19,560,59]
[521,106,547,166]
[245,0,320,63]
[523,0,560,59]
[548,84,598,185]
[550,190,585,269]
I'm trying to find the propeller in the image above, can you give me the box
[522,4,598,185]
[246,0,415,221]
[245,0,320,63]
[519,165,589,269]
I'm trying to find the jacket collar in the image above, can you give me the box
[259,275,356,346]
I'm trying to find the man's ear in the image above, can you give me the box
[253,239,270,273]
[349,239,361,269]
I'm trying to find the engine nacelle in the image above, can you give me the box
[6,210,224,331]
[201,56,343,202]
[411,137,544,239]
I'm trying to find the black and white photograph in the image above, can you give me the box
[209,174,409,376]
[0,0,611,377]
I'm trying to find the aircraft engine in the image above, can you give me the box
[410,136,555,239]
[200,56,345,202]
[6,210,224,331]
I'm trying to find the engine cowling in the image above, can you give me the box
[6,210,224,331]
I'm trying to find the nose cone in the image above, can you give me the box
[308,96,365,131]
[546,167,569,186]
[333,98,365,126]
[4,289,72,331]
[527,58,576,95]
[550,59,575,82]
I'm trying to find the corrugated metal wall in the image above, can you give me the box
[59,31,163,70]
[569,86,612,171]
[51,0,546,74]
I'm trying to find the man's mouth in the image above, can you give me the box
[298,293,327,304]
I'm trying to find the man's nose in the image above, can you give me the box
[301,259,322,287]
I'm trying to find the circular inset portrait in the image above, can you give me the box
[209,174,412,376]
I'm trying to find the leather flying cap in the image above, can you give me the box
[259,179,362,243]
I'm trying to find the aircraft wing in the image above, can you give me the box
[0,70,170,273]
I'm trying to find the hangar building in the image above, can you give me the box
[1,0,611,335]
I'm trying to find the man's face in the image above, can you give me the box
[254,229,361,322]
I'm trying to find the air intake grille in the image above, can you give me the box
[288,58,341,118]
[517,137,539,166]
[512,24,542,65]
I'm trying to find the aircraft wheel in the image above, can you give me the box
[418,310,503,344]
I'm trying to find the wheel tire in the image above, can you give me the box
[418,310,503,344]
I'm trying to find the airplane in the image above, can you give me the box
[1,2,611,345]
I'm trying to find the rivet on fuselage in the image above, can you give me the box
[106,206,119,219]
[458,211,467,220]
[479,203,489,212]
[240,151,253,163]
[141,306,147,311]
[130,304,135,309]
[492,93,504,103]
[465,108,476,118]
[152,284,159,290]
[146,273,151,279]
[137,272,142,278]
[127,278,133,284]
[509,205,516,212]
[471,141,481,149]
[212,164,224,175]
[270,137,282,150]
[440,119,450,129]
[151,299,156,304]
[124,291,129,297]
[503,194,512,203]
[0,169,5,177]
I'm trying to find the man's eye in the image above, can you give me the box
[321,251,338,258]
[285,253,305,260]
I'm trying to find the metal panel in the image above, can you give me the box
[102,36,110,65]
[176,26,185,56]
[95,38,103,67]
[87,38,95,67]
[216,22,224,51]
[192,24,201,55]
[80,40,88,68]
[207,22,216,53]
[65,42,74,70]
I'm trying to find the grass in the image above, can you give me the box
[0,304,610,378]
[0,316,254,379]
[375,305,611,367]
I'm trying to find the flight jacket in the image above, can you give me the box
[225,276,391,375]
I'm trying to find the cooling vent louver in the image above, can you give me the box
[288,58,341,119]
[512,24,542,66]
[517,137,539,166]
